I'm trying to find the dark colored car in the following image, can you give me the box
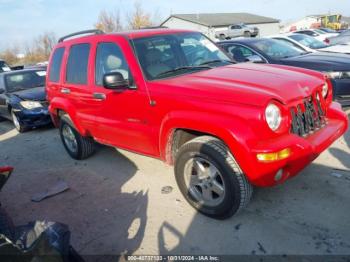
[0,60,11,73]
[0,68,51,132]
[218,38,350,106]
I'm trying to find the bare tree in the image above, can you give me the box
[127,1,153,30]
[95,9,123,32]
[0,46,21,66]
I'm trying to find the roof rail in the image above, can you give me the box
[140,26,168,30]
[58,29,104,43]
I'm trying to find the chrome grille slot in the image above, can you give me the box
[290,94,326,137]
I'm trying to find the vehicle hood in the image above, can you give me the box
[153,63,325,106]
[320,44,350,54]
[12,86,46,101]
[280,52,350,71]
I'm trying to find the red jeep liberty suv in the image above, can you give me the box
[46,29,348,219]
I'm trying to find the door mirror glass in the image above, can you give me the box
[0,89,4,94]
[247,55,264,63]
[103,72,129,89]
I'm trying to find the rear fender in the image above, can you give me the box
[49,97,87,136]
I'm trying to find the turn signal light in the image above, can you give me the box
[257,148,292,162]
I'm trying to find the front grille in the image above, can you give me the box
[290,94,326,137]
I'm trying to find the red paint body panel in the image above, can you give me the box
[46,29,348,187]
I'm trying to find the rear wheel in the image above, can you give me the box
[174,136,253,219]
[59,115,95,160]
[244,31,251,37]
[11,110,26,133]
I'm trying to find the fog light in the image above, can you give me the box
[256,148,291,162]
[274,169,283,181]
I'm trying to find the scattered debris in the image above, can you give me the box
[161,186,173,194]
[234,223,241,231]
[330,172,343,178]
[31,180,69,202]
[257,241,267,254]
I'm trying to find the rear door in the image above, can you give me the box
[61,42,99,135]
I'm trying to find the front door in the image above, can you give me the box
[92,41,157,156]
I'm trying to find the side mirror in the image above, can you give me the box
[0,89,5,94]
[103,72,129,90]
[247,55,264,63]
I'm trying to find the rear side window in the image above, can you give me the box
[66,43,90,84]
[49,47,65,82]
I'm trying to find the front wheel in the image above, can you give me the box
[174,136,253,219]
[59,115,96,160]
[11,110,26,133]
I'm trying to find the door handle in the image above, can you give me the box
[61,88,71,94]
[93,93,106,101]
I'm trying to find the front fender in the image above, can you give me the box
[159,110,258,177]
[49,97,87,135]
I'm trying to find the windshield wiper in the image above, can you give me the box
[157,66,212,78]
[199,59,235,66]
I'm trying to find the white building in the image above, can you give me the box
[282,15,322,33]
[161,13,280,40]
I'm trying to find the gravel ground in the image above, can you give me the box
[0,110,349,260]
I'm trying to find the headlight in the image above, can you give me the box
[325,71,350,79]
[322,82,329,98]
[265,103,282,132]
[20,101,43,109]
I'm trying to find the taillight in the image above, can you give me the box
[324,38,330,44]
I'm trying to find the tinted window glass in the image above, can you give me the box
[227,45,257,62]
[5,70,46,92]
[66,44,90,84]
[49,47,65,82]
[95,43,130,86]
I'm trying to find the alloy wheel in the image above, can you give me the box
[184,156,226,207]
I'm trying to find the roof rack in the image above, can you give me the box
[140,26,168,30]
[58,29,104,43]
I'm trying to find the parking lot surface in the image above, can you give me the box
[0,110,349,258]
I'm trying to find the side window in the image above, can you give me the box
[227,45,256,62]
[95,42,130,86]
[49,47,65,82]
[66,43,90,84]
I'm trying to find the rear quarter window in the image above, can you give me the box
[66,43,90,84]
[49,47,65,82]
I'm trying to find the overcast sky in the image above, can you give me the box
[0,0,349,50]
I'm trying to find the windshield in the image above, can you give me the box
[321,28,337,33]
[131,32,232,80]
[0,61,11,73]
[314,29,326,34]
[5,70,46,92]
[251,39,305,59]
[289,34,328,49]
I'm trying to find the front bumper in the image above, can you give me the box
[242,102,348,187]
[13,107,52,128]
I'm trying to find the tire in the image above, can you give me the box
[219,34,226,40]
[244,31,251,37]
[174,136,253,219]
[0,206,15,241]
[11,110,26,133]
[59,114,95,160]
